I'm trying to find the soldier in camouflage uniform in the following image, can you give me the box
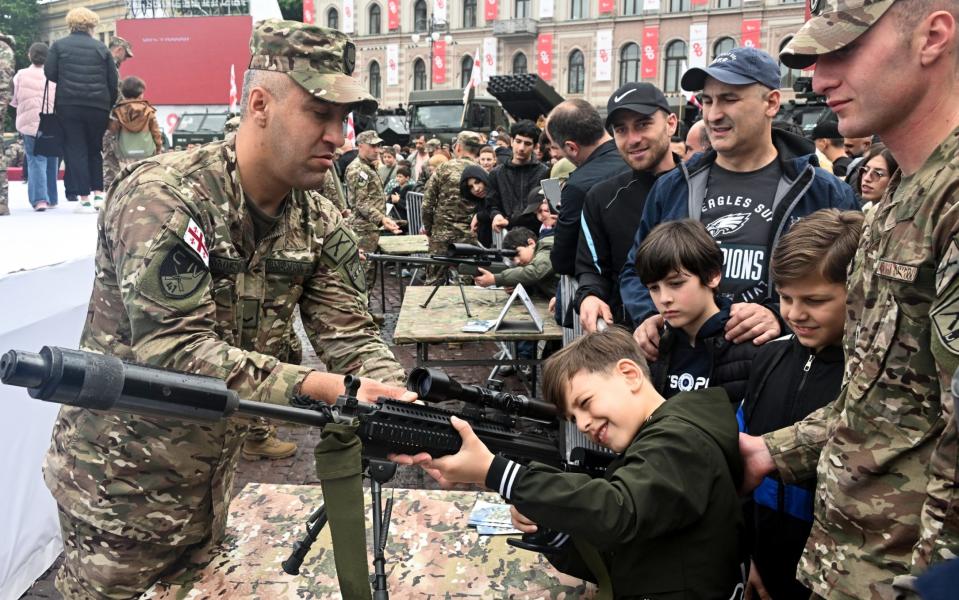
[345,129,402,284]
[0,33,14,216]
[740,1,959,598]
[420,130,484,284]
[320,161,350,216]
[101,36,134,195]
[43,20,414,599]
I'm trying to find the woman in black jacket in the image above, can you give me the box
[46,7,118,211]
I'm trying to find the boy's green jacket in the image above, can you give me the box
[493,234,559,299]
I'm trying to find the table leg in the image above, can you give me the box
[379,259,386,314]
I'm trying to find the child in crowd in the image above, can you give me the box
[108,76,163,173]
[460,164,489,206]
[473,226,557,299]
[636,219,756,402]
[740,208,863,600]
[386,165,413,229]
[393,327,745,599]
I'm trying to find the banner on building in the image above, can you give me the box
[689,23,708,69]
[386,43,399,85]
[741,19,761,49]
[596,29,613,81]
[643,0,660,10]
[343,0,354,33]
[536,33,553,81]
[433,39,447,84]
[485,0,498,22]
[483,36,497,82]
[641,25,658,80]
[388,0,400,30]
[303,0,314,24]
[691,0,708,6]
[540,0,554,18]
[434,0,448,24]
[599,0,615,13]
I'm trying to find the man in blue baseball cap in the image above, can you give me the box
[619,46,858,363]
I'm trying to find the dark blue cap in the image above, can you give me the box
[681,47,781,92]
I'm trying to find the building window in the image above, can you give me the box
[713,36,735,58]
[619,43,640,85]
[327,7,339,29]
[464,0,477,27]
[716,0,740,7]
[571,0,587,19]
[414,0,428,32]
[370,61,381,98]
[568,49,585,94]
[780,37,802,89]
[515,0,530,17]
[513,52,528,75]
[668,0,691,11]
[369,4,381,34]
[461,55,474,87]
[623,0,641,15]
[664,40,686,93]
[414,58,427,90]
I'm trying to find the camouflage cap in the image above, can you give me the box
[356,130,383,145]
[455,130,483,146]
[780,0,897,69]
[109,36,134,58]
[249,19,377,115]
[426,137,442,149]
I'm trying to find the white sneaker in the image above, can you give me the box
[93,195,105,211]
[75,200,96,214]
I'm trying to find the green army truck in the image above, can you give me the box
[407,88,510,145]
[171,111,232,149]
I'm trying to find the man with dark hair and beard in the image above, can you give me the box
[486,119,550,234]
[574,83,680,331]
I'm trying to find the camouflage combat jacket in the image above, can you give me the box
[320,165,348,214]
[421,156,479,242]
[765,128,959,599]
[44,138,405,546]
[345,155,386,233]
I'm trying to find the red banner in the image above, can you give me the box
[691,0,708,5]
[485,0,498,22]
[388,0,400,30]
[433,40,447,84]
[741,19,761,49]
[303,0,315,24]
[599,0,615,13]
[536,33,553,81]
[641,26,658,80]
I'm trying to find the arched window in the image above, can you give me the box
[619,43,640,85]
[780,37,802,89]
[568,49,585,94]
[414,0,428,33]
[664,40,686,93]
[570,0,587,19]
[513,52,528,75]
[327,7,339,29]
[461,55,474,88]
[370,61,381,98]
[413,58,427,90]
[713,37,735,59]
[515,0,530,17]
[463,0,477,27]
[369,4,381,35]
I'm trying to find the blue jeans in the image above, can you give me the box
[23,134,60,206]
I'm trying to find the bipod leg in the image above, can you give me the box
[420,281,444,309]
[457,281,473,318]
[366,459,398,600]
[282,504,328,575]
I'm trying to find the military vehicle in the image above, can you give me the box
[407,88,510,145]
[171,111,232,148]
[777,77,830,137]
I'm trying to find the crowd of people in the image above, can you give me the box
[0,0,957,598]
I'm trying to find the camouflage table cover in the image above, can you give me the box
[141,483,595,599]
[393,286,562,344]
[377,234,429,255]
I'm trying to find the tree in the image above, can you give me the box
[0,0,42,71]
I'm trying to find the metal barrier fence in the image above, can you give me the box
[406,192,424,235]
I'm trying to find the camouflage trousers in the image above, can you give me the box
[55,508,207,600]
[354,227,380,290]
[102,131,120,191]
[0,162,7,216]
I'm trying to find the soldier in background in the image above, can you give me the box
[0,33,13,216]
[320,162,349,216]
[739,0,959,598]
[100,36,135,194]
[346,129,401,285]
[43,20,413,598]
[420,130,483,285]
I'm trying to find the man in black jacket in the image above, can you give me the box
[547,99,630,276]
[486,120,549,235]
[575,83,679,331]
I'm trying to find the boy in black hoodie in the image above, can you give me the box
[392,327,745,599]
[739,208,863,600]
[637,219,757,403]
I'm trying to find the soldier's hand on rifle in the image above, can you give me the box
[473,268,495,288]
[382,216,402,234]
[633,314,664,362]
[579,296,614,333]
[492,215,509,232]
[300,372,416,406]
[355,377,417,404]
[510,507,538,534]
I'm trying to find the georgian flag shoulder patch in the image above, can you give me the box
[182,218,210,267]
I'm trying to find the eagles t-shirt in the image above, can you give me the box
[701,159,781,303]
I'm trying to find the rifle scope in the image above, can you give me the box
[447,243,518,259]
[407,367,556,420]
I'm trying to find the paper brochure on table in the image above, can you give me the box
[468,499,521,535]
[462,319,496,333]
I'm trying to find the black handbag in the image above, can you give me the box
[34,81,64,158]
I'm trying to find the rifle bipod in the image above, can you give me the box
[282,458,398,599]
[420,268,474,318]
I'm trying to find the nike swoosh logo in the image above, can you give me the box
[613,89,637,103]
